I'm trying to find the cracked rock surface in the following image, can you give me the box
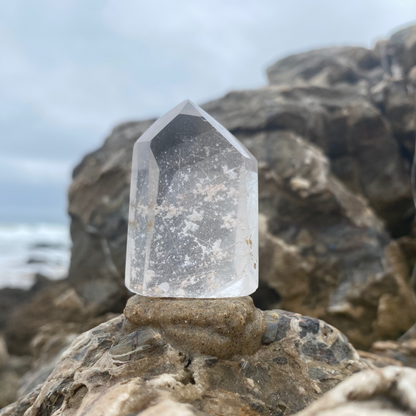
[295,366,416,416]
[1,297,367,416]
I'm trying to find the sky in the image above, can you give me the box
[1,0,415,224]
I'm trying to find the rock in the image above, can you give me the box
[68,120,154,313]
[20,300,367,416]
[251,132,416,349]
[0,368,20,410]
[0,310,116,409]
[18,314,118,397]
[0,338,8,370]
[0,288,32,331]
[368,339,416,369]
[388,25,416,77]
[4,283,92,356]
[205,85,413,237]
[0,337,19,409]
[0,385,41,416]
[66,24,416,347]
[0,274,56,331]
[0,337,31,409]
[266,47,383,88]
[138,399,206,416]
[357,350,404,368]
[295,366,416,416]
[396,236,416,274]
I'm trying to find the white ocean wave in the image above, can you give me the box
[0,223,71,289]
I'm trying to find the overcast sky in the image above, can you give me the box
[1,0,415,223]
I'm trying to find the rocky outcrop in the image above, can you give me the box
[296,366,416,416]
[0,274,62,331]
[363,322,416,369]
[0,281,118,408]
[4,283,85,356]
[6,297,366,416]
[17,314,118,398]
[65,24,416,350]
[0,337,31,409]
[206,72,413,237]
[249,130,416,348]
[266,47,384,87]
[0,386,41,416]
[68,120,154,314]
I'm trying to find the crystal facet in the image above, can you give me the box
[125,100,258,298]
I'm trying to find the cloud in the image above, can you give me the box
[0,156,72,186]
[0,0,415,222]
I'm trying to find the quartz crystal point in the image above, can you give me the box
[125,100,258,298]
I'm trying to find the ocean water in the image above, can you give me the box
[0,223,71,289]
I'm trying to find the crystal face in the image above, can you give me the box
[125,100,258,298]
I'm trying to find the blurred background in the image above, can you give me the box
[1,0,416,289]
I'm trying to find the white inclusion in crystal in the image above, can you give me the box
[125,99,258,298]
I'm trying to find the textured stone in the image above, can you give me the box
[4,283,86,356]
[14,303,367,416]
[368,334,416,369]
[66,24,416,347]
[357,350,404,368]
[124,295,266,358]
[205,85,413,237]
[126,100,258,298]
[266,46,383,88]
[251,132,416,349]
[18,315,117,397]
[0,337,31,409]
[0,385,41,416]
[0,274,59,331]
[295,366,416,416]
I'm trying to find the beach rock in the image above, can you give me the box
[364,321,416,369]
[0,385,41,416]
[357,350,404,368]
[0,274,58,331]
[0,288,32,331]
[18,314,118,397]
[369,340,416,369]
[295,366,416,416]
[266,47,383,88]
[251,132,416,349]
[19,299,367,416]
[68,120,154,314]
[0,337,31,409]
[66,24,416,347]
[0,337,19,409]
[387,25,416,77]
[4,284,92,356]
[205,83,413,237]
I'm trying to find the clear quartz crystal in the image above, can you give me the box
[125,100,258,298]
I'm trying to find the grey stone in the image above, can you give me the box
[295,366,416,416]
[66,24,416,349]
[18,300,367,416]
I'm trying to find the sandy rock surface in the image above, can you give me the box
[1,296,367,416]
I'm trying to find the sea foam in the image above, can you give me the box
[0,223,70,289]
